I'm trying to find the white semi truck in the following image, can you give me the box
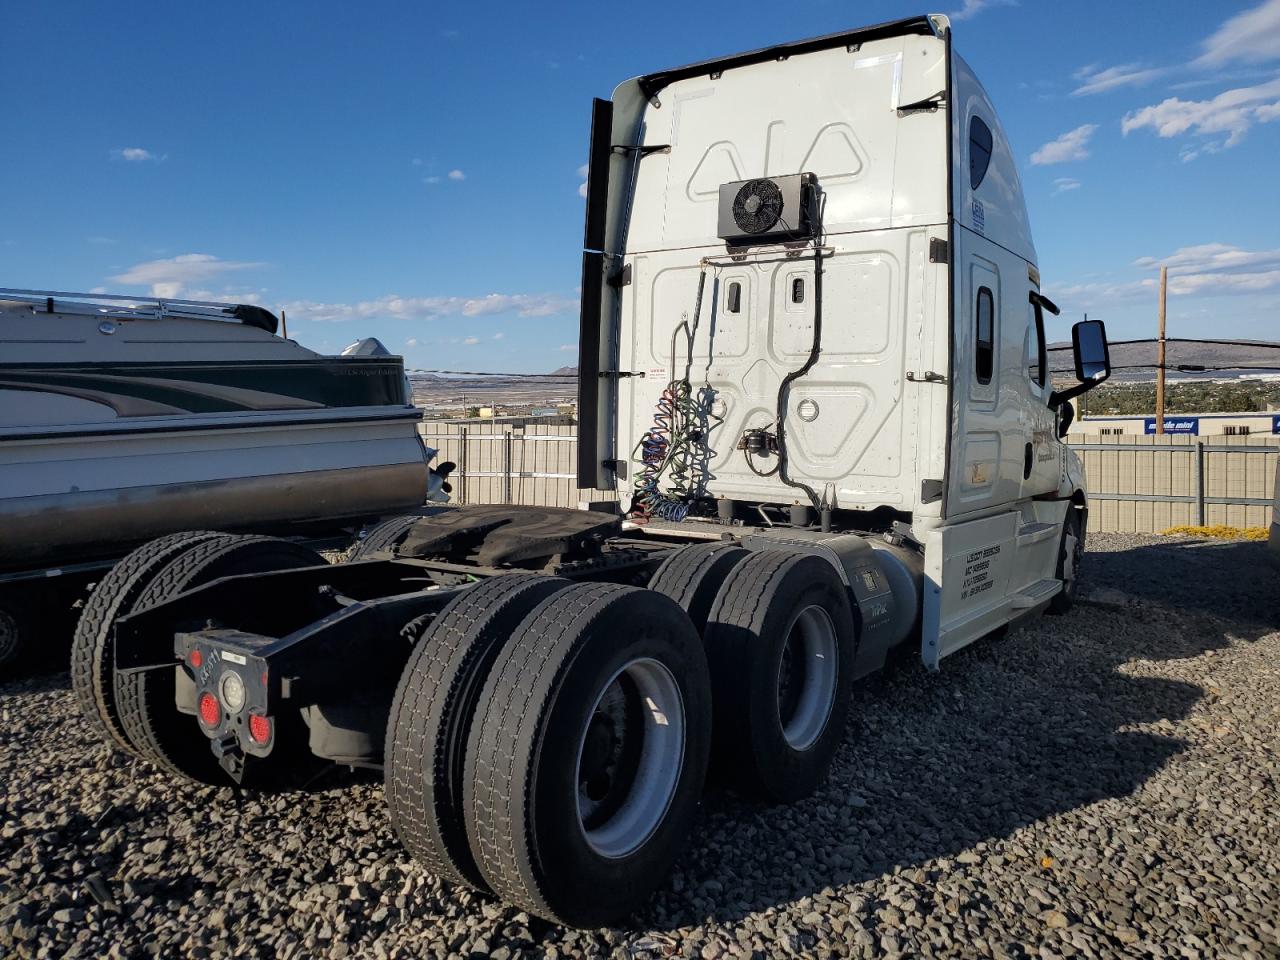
[74,14,1112,928]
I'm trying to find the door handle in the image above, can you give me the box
[1023,442,1033,480]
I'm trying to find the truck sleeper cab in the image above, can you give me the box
[578,13,1111,667]
[77,14,1112,930]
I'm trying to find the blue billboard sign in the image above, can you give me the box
[1273,414,1280,435]
[1144,417,1199,435]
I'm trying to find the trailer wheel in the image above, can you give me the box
[463,583,711,927]
[116,536,326,785]
[347,515,422,561]
[0,599,32,677]
[704,550,856,803]
[70,531,227,755]
[385,573,574,891]
[647,541,749,634]
[1047,507,1085,615]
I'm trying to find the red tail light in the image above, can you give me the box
[248,714,272,744]
[189,649,203,669]
[198,692,220,726]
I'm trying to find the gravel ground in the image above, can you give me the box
[2,533,1278,959]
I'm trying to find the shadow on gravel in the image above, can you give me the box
[630,538,1280,931]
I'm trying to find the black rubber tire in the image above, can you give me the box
[385,573,575,891]
[703,550,857,803]
[0,595,35,679]
[116,536,325,785]
[1047,507,1085,615]
[70,531,228,755]
[347,515,422,561]
[463,582,712,928]
[647,541,750,635]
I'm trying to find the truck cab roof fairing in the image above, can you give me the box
[635,15,942,105]
[951,52,1037,267]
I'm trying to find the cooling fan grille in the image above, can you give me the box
[731,179,785,235]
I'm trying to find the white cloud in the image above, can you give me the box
[1048,243,1280,309]
[110,253,262,298]
[1121,76,1280,151]
[462,336,481,346]
[1197,0,1280,67]
[447,169,466,181]
[424,176,442,185]
[1071,63,1165,96]
[281,291,577,324]
[1134,242,1280,276]
[577,163,589,199]
[558,344,576,352]
[492,332,506,340]
[459,292,575,317]
[1029,124,1098,165]
[947,0,1015,22]
[113,147,163,163]
[89,286,108,294]
[1052,177,1082,194]
[405,337,420,347]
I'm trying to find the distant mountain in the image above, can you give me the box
[550,365,578,377]
[1050,337,1280,382]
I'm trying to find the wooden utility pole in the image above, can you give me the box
[1155,266,1168,434]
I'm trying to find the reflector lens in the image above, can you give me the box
[198,692,220,726]
[189,649,203,669]
[248,714,272,744]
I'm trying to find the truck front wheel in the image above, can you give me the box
[1047,507,1085,615]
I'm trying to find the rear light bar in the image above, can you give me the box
[177,629,277,758]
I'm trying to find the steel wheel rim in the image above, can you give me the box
[0,610,18,664]
[575,656,685,859]
[776,604,838,751]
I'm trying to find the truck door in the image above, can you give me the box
[945,246,1024,517]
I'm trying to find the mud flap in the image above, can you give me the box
[921,512,1018,670]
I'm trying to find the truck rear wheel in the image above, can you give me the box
[116,536,326,785]
[463,583,712,927]
[385,573,574,891]
[347,515,422,561]
[647,540,749,634]
[704,550,856,803]
[71,531,226,755]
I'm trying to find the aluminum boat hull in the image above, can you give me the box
[0,408,429,568]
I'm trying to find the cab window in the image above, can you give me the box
[975,286,994,384]
[1028,298,1047,389]
[970,116,993,190]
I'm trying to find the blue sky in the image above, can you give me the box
[3,1,1278,371]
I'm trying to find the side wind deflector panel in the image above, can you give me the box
[576,97,613,489]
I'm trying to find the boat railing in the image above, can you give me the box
[0,287,257,324]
